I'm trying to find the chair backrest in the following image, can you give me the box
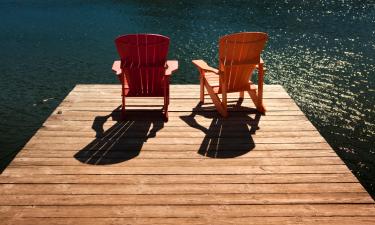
[219,32,268,92]
[115,34,170,96]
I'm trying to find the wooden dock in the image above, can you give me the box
[1,84,374,224]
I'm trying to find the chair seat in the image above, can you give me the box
[118,76,166,97]
[124,89,166,97]
[204,72,256,94]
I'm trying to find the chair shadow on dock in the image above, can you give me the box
[180,101,261,158]
[74,107,164,165]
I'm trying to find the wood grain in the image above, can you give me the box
[0,84,373,224]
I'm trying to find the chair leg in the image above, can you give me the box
[204,79,228,117]
[121,95,126,120]
[163,79,169,122]
[237,91,244,107]
[240,91,244,99]
[257,63,266,114]
[121,74,126,120]
[256,101,266,114]
[222,89,227,112]
[163,95,169,122]
[200,73,205,103]
[164,108,168,122]
[247,87,265,114]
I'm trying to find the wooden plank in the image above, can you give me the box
[22,142,333,151]
[64,92,292,99]
[40,123,317,132]
[3,217,375,225]
[52,106,301,112]
[33,130,322,139]
[72,84,286,91]
[63,93,286,98]
[62,92,293,98]
[0,183,366,195]
[48,110,306,118]
[71,84,281,88]
[0,174,359,184]
[0,193,372,206]
[55,98,301,112]
[25,136,327,145]
[47,114,309,122]
[16,150,337,159]
[1,204,375,218]
[9,157,344,167]
[3,165,352,175]
[59,98,298,105]
[39,124,316,132]
[42,119,317,127]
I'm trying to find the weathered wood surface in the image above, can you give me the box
[1,84,374,225]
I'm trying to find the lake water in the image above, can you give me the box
[0,0,374,197]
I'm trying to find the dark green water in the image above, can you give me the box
[0,0,374,197]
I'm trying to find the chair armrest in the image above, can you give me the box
[112,60,122,75]
[165,60,178,76]
[192,59,219,74]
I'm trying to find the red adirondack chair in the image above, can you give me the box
[112,34,178,121]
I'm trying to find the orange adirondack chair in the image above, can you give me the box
[192,32,268,117]
[112,34,178,121]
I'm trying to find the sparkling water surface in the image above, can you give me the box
[0,0,374,197]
